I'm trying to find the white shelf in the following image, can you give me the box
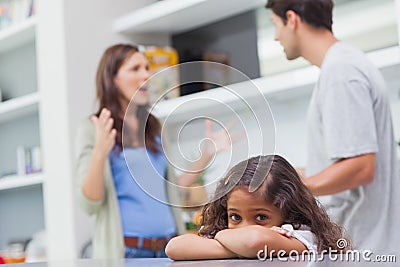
[366,46,400,68]
[0,16,37,54]
[114,0,265,34]
[0,173,43,191]
[0,92,40,124]
[151,68,318,122]
[152,46,400,121]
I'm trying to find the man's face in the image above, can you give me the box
[270,12,301,60]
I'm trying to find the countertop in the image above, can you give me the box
[7,256,393,267]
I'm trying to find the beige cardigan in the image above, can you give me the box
[75,119,185,259]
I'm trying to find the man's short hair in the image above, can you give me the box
[266,0,333,31]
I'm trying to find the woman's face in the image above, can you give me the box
[227,187,284,229]
[114,52,151,107]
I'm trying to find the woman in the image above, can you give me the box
[76,44,233,259]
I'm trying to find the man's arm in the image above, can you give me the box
[215,225,306,258]
[165,234,237,260]
[303,153,375,196]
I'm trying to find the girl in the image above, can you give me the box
[165,155,349,260]
[76,44,233,259]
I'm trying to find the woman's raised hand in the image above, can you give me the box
[91,108,117,156]
[204,119,243,155]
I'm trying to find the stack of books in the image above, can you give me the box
[17,145,41,176]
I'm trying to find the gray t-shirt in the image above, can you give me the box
[306,42,399,254]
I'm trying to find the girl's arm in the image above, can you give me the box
[214,225,307,258]
[165,234,238,260]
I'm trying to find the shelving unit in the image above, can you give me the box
[115,0,400,125]
[152,46,400,122]
[0,15,40,177]
[0,2,43,254]
[0,173,43,191]
[0,16,37,53]
[114,0,265,34]
[0,92,39,123]
[151,65,317,121]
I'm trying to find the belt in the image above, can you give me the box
[124,234,177,251]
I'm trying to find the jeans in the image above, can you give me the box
[125,246,167,258]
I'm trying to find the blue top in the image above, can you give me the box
[109,143,176,238]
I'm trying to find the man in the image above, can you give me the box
[266,0,399,254]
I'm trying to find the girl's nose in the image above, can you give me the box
[240,220,252,228]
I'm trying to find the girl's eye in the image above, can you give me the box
[230,214,241,221]
[256,214,268,221]
[132,65,140,72]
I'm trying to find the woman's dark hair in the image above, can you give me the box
[95,44,160,153]
[266,0,333,32]
[199,155,349,252]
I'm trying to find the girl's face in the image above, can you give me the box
[227,187,284,229]
[114,52,151,106]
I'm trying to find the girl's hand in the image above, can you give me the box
[91,108,117,156]
[204,119,243,155]
[270,226,292,238]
